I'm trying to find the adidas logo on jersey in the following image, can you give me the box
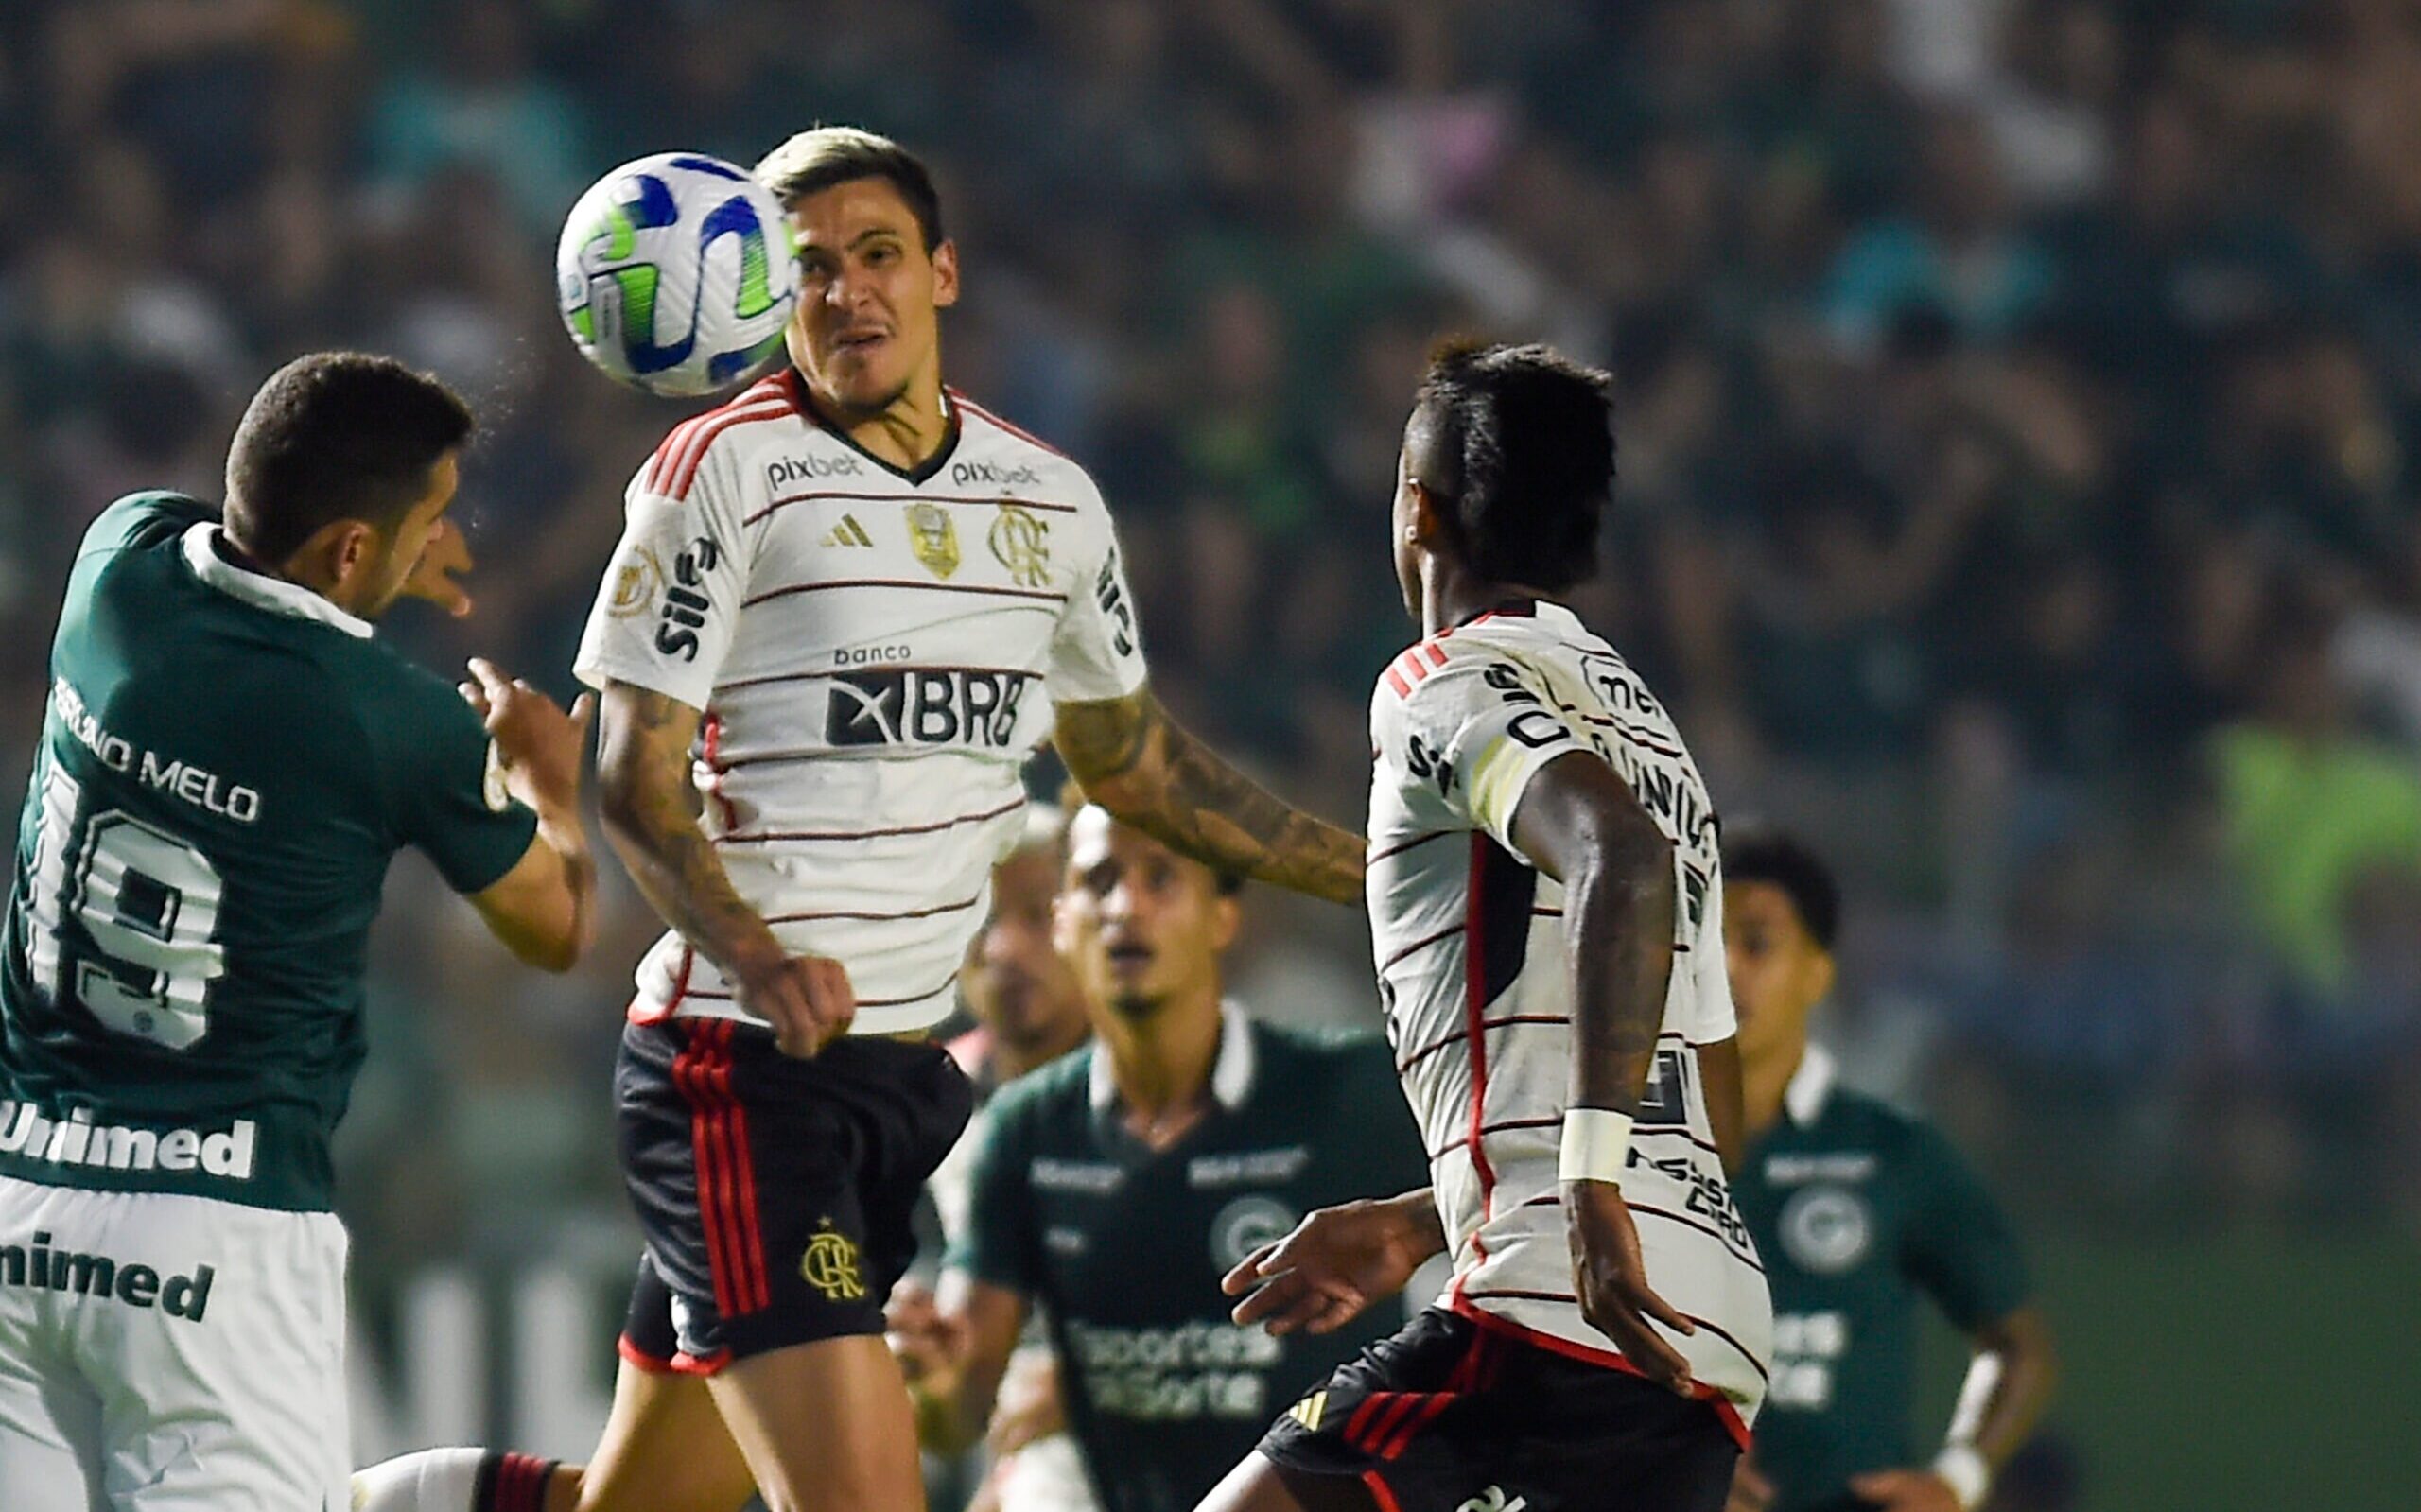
[1287,1391,1328,1432]
[821,515,874,548]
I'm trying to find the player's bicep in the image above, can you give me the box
[573,473,749,708]
[384,681,540,895]
[466,832,583,972]
[595,680,705,832]
[1390,656,1585,850]
[1905,1129,2032,1329]
[1045,515,1146,704]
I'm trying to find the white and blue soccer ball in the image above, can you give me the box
[556,152,801,398]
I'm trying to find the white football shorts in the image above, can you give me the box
[0,1174,350,1511]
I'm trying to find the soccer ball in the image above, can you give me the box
[556,152,800,399]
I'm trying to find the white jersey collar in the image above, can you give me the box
[1089,1000,1258,1115]
[182,523,374,639]
[1784,1043,1837,1127]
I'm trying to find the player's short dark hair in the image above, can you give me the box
[756,127,946,252]
[1408,339,1614,592]
[1722,825,1841,952]
[223,353,473,565]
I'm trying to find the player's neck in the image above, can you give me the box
[1743,1043,1804,1141]
[1101,986,1225,1143]
[809,367,950,474]
[1420,563,1556,639]
[996,1017,1089,1082]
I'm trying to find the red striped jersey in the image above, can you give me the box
[573,372,1147,1034]
[1366,600,1770,1430]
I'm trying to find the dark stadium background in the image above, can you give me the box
[3,1,2417,1504]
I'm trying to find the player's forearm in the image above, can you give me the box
[536,811,599,968]
[597,688,783,976]
[1056,689,1364,905]
[1562,825,1678,1119]
[1959,1308,2057,1470]
[1374,1187,1449,1262]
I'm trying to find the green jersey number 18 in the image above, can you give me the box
[23,752,226,1051]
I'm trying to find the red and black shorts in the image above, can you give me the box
[614,1016,972,1373]
[1258,1308,1740,1512]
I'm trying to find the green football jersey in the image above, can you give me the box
[1729,1050,2029,1512]
[953,1010,1429,1512]
[0,493,537,1213]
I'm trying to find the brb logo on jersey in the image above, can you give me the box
[654,536,721,662]
[826,669,1034,748]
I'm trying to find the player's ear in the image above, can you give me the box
[1210,892,1241,953]
[285,517,380,597]
[930,238,960,309]
[1405,478,1448,547]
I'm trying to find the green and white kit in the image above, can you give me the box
[0,494,536,1510]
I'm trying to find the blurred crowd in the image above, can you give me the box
[3,0,2419,1309]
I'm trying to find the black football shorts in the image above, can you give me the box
[1258,1307,1741,1512]
[614,1016,972,1372]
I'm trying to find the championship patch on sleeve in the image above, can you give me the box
[482,740,512,813]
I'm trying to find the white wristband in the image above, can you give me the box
[1559,1107,1633,1186]
[1932,1445,1990,1511]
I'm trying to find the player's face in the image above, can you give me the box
[356,452,460,618]
[963,846,1087,1052]
[1722,880,1835,1072]
[1391,421,1431,620]
[1057,809,1239,1021]
[785,177,959,419]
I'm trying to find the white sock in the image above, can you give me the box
[350,1448,494,1512]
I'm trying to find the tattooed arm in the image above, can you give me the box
[1054,686,1364,905]
[594,681,855,1055]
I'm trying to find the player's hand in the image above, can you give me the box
[884,1279,967,1387]
[1223,1197,1429,1336]
[403,517,476,617]
[1725,1457,1776,1512]
[461,658,594,819]
[1847,1469,1965,1512]
[1565,1178,1698,1396]
[986,1350,1068,1458]
[733,950,855,1057]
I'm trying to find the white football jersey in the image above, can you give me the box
[1366,600,1770,1430]
[575,372,1146,1034]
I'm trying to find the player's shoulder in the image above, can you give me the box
[944,387,1106,509]
[636,372,809,506]
[984,1042,1098,1126]
[78,490,216,560]
[1251,1019,1397,1097]
[1820,1086,1950,1163]
[326,637,486,753]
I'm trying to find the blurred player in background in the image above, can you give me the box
[944,802,1093,1106]
[915,802,1090,1512]
[892,804,1426,1512]
[1203,342,1771,1512]
[0,353,598,1511]
[1719,828,2056,1512]
[356,126,1362,1512]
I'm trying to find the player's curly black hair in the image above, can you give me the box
[1721,825,1841,952]
[223,352,473,565]
[1408,339,1615,593]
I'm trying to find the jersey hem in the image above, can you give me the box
[1446,1295,1753,1451]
